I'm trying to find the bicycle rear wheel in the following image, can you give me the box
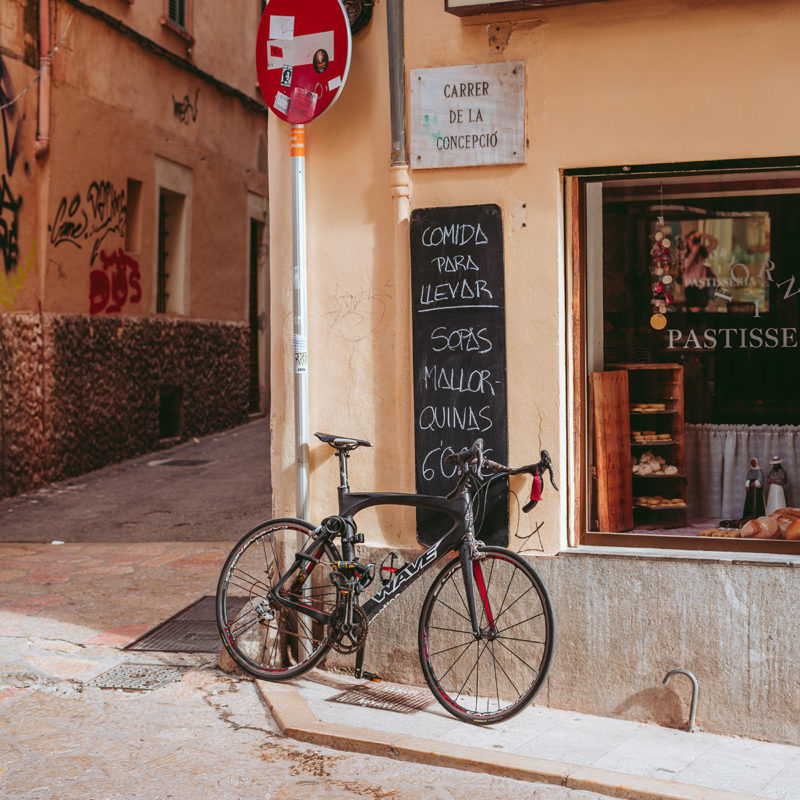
[216,518,337,680]
[418,546,555,724]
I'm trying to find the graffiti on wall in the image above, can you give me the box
[1,56,22,181]
[172,88,199,125]
[0,52,34,310]
[1,54,25,276]
[89,247,142,315]
[50,181,127,265]
[0,175,21,274]
[0,240,34,311]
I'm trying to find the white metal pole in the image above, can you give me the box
[291,124,309,520]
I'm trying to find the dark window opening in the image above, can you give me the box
[157,191,169,314]
[126,178,143,254]
[168,0,187,30]
[159,386,183,440]
[248,219,263,413]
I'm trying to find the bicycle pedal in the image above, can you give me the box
[355,668,382,682]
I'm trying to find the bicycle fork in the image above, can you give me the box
[459,542,497,640]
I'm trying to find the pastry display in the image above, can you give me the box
[698,528,741,538]
[634,495,685,508]
[632,430,673,442]
[632,451,679,476]
[630,402,667,412]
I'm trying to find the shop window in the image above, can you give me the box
[572,163,800,552]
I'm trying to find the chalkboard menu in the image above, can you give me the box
[410,204,508,546]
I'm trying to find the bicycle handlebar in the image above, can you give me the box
[443,439,558,513]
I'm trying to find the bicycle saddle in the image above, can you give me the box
[314,432,373,449]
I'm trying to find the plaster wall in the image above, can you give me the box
[324,545,800,745]
[1,0,269,496]
[42,5,268,319]
[84,0,264,96]
[268,0,800,552]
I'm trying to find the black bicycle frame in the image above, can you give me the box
[270,460,488,636]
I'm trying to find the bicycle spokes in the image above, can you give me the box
[216,521,338,678]
[419,548,554,723]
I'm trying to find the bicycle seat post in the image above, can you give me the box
[337,447,350,496]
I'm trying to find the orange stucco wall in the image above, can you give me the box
[266,0,800,551]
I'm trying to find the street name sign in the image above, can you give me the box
[409,62,526,169]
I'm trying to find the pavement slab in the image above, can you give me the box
[260,669,798,800]
[1,539,614,800]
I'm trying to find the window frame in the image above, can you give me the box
[565,155,800,555]
[153,156,192,316]
[161,0,193,42]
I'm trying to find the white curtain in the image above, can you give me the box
[685,424,800,519]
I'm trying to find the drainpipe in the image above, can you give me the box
[34,0,52,159]
[386,0,413,488]
[387,0,407,169]
[386,0,409,221]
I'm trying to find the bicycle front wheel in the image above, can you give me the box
[216,518,337,680]
[418,546,555,724]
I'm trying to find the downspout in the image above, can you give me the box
[386,0,409,219]
[35,0,52,489]
[386,0,414,489]
[34,0,52,159]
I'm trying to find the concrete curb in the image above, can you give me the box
[256,682,767,800]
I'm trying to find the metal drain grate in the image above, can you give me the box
[88,663,186,690]
[158,459,213,467]
[125,595,245,654]
[327,683,434,714]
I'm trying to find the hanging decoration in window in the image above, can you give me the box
[647,222,679,330]
[648,188,680,330]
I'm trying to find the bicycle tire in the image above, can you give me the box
[418,546,556,724]
[216,518,338,680]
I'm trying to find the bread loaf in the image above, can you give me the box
[741,516,780,539]
[785,519,800,540]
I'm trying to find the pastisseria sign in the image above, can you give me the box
[409,62,525,170]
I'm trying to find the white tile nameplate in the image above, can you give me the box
[410,62,526,170]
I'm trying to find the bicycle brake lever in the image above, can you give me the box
[540,449,559,492]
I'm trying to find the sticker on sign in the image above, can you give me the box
[256,0,351,124]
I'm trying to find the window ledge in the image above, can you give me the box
[559,544,800,568]
[160,17,194,45]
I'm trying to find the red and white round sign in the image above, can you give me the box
[256,0,352,125]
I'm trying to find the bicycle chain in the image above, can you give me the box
[326,598,368,654]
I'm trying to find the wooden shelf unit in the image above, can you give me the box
[618,363,687,529]
[592,364,688,532]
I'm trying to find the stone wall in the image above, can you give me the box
[0,313,249,498]
[0,314,47,497]
[324,543,800,745]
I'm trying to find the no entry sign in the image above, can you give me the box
[256,0,352,124]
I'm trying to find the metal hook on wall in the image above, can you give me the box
[663,668,699,732]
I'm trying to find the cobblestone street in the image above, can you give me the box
[0,539,613,800]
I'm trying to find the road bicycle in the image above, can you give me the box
[216,433,557,724]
